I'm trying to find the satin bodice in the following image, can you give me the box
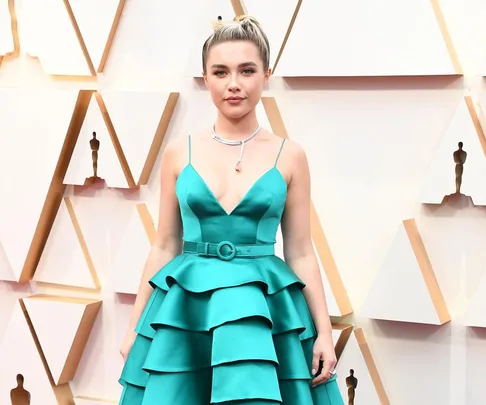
[176,137,288,245]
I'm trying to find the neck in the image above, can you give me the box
[214,110,259,140]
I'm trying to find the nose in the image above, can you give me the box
[227,74,241,92]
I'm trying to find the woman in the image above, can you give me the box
[118,15,344,405]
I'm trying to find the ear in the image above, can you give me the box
[264,68,272,82]
[203,71,210,88]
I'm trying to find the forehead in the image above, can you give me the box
[207,40,261,66]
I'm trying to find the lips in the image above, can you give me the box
[225,97,245,101]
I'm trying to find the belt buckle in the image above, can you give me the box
[216,241,236,261]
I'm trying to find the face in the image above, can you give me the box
[203,40,271,119]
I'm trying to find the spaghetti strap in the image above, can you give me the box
[274,138,286,167]
[188,134,192,164]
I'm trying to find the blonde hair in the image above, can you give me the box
[202,15,270,73]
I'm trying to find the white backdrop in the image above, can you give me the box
[2,0,486,404]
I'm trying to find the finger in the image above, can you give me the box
[311,352,320,376]
[312,372,329,387]
[312,361,331,387]
[323,357,337,372]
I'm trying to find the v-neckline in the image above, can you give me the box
[185,164,283,216]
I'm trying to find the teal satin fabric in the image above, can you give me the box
[118,136,344,404]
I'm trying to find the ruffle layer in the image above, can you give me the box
[119,253,343,405]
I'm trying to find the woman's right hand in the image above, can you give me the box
[120,329,137,363]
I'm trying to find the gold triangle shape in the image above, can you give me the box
[23,294,102,385]
[64,0,126,74]
[430,0,462,74]
[354,328,389,405]
[64,197,101,288]
[87,91,179,188]
[332,323,353,361]
[361,218,450,325]
[18,90,93,282]
[334,327,390,404]
[137,203,156,243]
[19,298,75,404]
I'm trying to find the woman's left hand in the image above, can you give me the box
[311,333,337,387]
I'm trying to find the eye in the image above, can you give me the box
[214,70,226,76]
[242,69,255,74]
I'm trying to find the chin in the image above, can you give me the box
[222,102,258,118]
[224,110,251,119]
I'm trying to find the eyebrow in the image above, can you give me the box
[211,62,258,69]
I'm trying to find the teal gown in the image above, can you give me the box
[118,136,344,404]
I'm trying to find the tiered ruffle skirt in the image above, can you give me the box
[118,253,344,404]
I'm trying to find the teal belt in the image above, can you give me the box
[183,240,275,261]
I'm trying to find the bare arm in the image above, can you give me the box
[127,140,183,330]
[280,143,332,338]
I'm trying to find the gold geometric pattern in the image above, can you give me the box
[429,0,462,74]
[22,294,102,385]
[0,300,75,404]
[64,91,179,189]
[332,323,353,361]
[33,197,101,290]
[361,218,450,325]
[334,328,390,405]
[64,0,126,74]
[62,0,97,76]
[64,197,101,288]
[137,203,157,243]
[355,328,389,405]
[97,91,180,186]
[0,89,93,283]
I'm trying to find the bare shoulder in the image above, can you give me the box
[269,135,309,182]
[163,135,188,156]
[280,137,307,162]
[159,135,190,175]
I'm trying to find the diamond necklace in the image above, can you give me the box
[211,124,261,171]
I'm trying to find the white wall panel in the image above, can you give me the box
[276,0,459,76]
[15,0,91,76]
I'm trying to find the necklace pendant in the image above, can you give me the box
[235,161,241,172]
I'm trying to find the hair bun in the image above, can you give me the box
[234,14,260,27]
[203,13,270,73]
[211,19,226,31]
[212,14,261,32]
